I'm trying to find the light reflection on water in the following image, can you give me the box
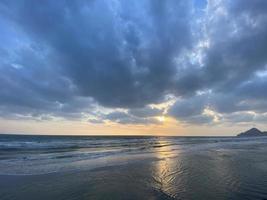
[148,137,267,200]
[151,139,185,199]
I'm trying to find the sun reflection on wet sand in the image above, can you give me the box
[151,138,185,198]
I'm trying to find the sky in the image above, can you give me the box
[0,0,267,136]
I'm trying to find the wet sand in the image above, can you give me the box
[1,145,267,200]
[0,161,174,200]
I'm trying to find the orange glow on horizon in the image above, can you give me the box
[0,117,264,136]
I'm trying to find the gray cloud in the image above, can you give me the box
[0,0,192,109]
[168,0,267,124]
[169,95,206,118]
[103,111,159,125]
[128,106,163,118]
[1,0,267,126]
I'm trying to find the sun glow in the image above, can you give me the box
[157,116,166,122]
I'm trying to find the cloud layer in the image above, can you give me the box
[1,0,267,126]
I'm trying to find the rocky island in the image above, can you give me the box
[237,128,267,137]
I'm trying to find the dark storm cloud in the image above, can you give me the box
[0,0,193,122]
[0,0,192,109]
[185,0,267,91]
[0,43,95,120]
[168,0,267,124]
[1,0,267,125]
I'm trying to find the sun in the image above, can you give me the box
[157,116,165,122]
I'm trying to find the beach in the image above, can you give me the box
[1,135,267,200]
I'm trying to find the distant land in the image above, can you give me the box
[237,128,267,137]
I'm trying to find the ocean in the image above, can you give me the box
[0,134,267,200]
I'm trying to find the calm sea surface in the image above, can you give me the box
[0,135,267,200]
